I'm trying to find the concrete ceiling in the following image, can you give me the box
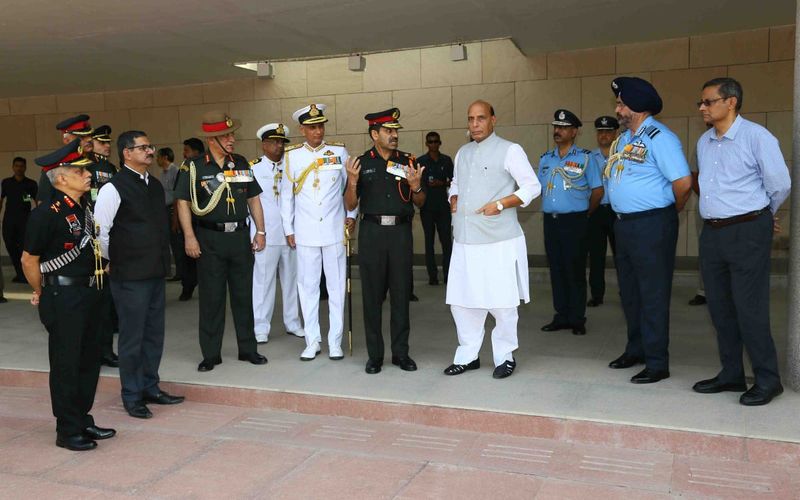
[0,0,794,97]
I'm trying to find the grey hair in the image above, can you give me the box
[45,166,68,185]
[702,77,743,111]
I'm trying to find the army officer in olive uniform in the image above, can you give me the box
[344,108,425,374]
[175,111,268,372]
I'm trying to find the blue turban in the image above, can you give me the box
[611,77,663,115]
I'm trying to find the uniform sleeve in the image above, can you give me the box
[174,161,191,201]
[585,153,603,189]
[651,133,691,182]
[94,183,121,259]
[280,156,295,236]
[753,129,791,214]
[504,144,541,207]
[23,207,51,256]
[0,179,6,199]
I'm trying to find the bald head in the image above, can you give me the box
[467,100,496,142]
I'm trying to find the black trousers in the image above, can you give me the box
[543,211,588,326]
[2,216,27,278]
[177,230,198,291]
[196,227,256,360]
[111,278,165,404]
[614,206,678,372]
[586,204,616,300]
[358,219,412,361]
[167,206,185,278]
[97,283,116,357]
[38,282,100,436]
[700,211,780,389]
[420,208,452,282]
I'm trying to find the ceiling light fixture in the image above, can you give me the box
[348,54,365,71]
[450,44,467,61]
[233,61,275,79]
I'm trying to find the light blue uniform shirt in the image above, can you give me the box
[606,116,690,214]
[591,148,610,205]
[537,145,602,214]
[697,115,791,219]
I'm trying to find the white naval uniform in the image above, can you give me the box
[445,133,542,367]
[249,155,303,342]
[280,141,357,352]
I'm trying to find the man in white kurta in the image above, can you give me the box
[281,104,357,361]
[445,100,541,379]
[250,122,304,344]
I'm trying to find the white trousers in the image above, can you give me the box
[252,244,302,340]
[451,305,518,367]
[296,243,345,348]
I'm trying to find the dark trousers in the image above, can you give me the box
[196,227,256,360]
[2,216,27,278]
[420,208,452,282]
[38,282,100,436]
[614,206,678,371]
[97,283,116,357]
[586,204,616,300]
[358,220,412,361]
[700,211,780,389]
[111,278,165,404]
[167,206,185,278]
[543,211,588,326]
[177,230,198,291]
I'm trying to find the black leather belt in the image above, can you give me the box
[615,205,674,221]
[43,275,95,287]
[543,211,587,219]
[704,207,770,228]
[197,220,248,232]
[362,214,413,226]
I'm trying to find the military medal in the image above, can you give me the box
[216,172,225,182]
[227,161,234,168]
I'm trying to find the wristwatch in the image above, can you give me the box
[256,231,266,235]
[496,200,504,212]
[413,186,423,194]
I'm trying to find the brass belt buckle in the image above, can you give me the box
[224,222,238,232]
[380,216,396,226]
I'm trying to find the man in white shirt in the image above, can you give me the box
[444,101,542,379]
[250,122,304,344]
[281,104,356,361]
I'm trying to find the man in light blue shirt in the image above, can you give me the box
[605,77,692,384]
[693,77,790,406]
[538,109,603,336]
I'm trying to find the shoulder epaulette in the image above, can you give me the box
[539,151,551,158]
[644,125,661,140]
[285,143,302,151]
[249,157,262,167]
[579,148,592,154]
[179,160,190,172]
[326,141,345,147]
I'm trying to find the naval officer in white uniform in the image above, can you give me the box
[444,100,541,379]
[250,122,304,344]
[281,104,357,361]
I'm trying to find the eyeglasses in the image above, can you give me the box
[696,97,728,108]
[127,144,156,152]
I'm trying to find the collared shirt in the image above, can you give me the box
[160,163,178,206]
[416,152,454,212]
[697,114,791,219]
[591,148,610,205]
[606,116,690,213]
[94,165,149,259]
[537,144,602,214]
[1,176,38,220]
[251,155,288,246]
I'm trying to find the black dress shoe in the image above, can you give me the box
[692,377,747,394]
[365,359,383,374]
[492,359,517,379]
[84,425,116,440]
[608,353,643,369]
[740,384,784,406]
[0,296,7,304]
[123,401,153,419]
[572,324,586,336]
[410,294,419,302]
[541,321,571,332]
[428,278,439,286]
[688,294,707,306]
[391,356,417,371]
[444,358,480,375]
[238,352,268,365]
[179,287,194,301]
[197,356,222,372]
[587,297,604,307]
[100,352,119,368]
[143,391,185,405]
[630,368,670,384]
[168,275,182,282]
[56,434,97,451]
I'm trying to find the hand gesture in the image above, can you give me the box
[475,200,501,216]
[404,159,425,192]
[345,157,361,185]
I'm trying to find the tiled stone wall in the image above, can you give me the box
[0,25,794,260]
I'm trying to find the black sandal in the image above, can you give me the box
[443,358,480,375]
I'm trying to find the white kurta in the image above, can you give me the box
[445,141,541,309]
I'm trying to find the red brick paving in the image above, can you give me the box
[1,384,799,499]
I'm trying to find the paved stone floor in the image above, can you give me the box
[1,385,799,499]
